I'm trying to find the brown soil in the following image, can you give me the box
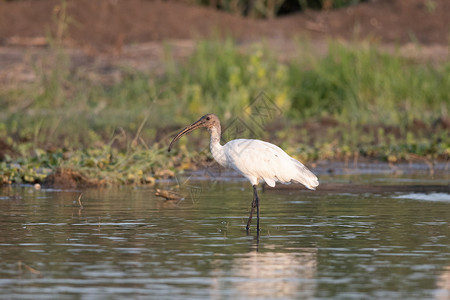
[0,0,448,50]
[0,0,447,88]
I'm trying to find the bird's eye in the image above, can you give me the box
[206,116,210,121]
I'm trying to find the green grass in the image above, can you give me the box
[0,39,448,185]
[288,42,449,122]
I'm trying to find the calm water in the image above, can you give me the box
[0,172,449,299]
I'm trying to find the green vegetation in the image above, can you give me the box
[0,39,448,185]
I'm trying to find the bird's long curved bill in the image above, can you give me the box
[167,120,203,152]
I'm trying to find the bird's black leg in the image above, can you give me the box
[255,186,260,232]
[246,185,258,231]
[246,185,260,232]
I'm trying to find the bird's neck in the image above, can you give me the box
[209,124,227,167]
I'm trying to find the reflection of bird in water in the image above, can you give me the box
[168,114,319,232]
[435,265,450,300]
[210,249,317,299]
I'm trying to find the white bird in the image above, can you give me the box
[168,114,319,232]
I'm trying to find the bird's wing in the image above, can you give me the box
[223,139,319,189]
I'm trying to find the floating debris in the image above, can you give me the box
[77,193,84,209]
[155,189,183,201]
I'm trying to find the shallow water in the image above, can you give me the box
[0,173,449,299]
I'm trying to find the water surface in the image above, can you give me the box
[0,172,449,299]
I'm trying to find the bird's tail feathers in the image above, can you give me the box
[292,160,319,190]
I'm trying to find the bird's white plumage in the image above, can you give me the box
[213,139,319,190]
[169,114,319,231]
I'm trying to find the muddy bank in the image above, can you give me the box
[172,161,449,191]
[43,168,105,188]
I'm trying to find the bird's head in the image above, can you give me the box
[167,114,219,152]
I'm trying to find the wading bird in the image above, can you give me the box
[168,114,319,232]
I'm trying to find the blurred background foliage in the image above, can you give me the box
[0,0,448,185]
[1,39,448,170]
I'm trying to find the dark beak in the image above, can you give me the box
[167,118,204,152]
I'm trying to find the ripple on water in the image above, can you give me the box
[394,193,450,202]
[1,179,449,299]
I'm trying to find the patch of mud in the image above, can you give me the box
[43,168,104,188]
[0,0,448,50]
